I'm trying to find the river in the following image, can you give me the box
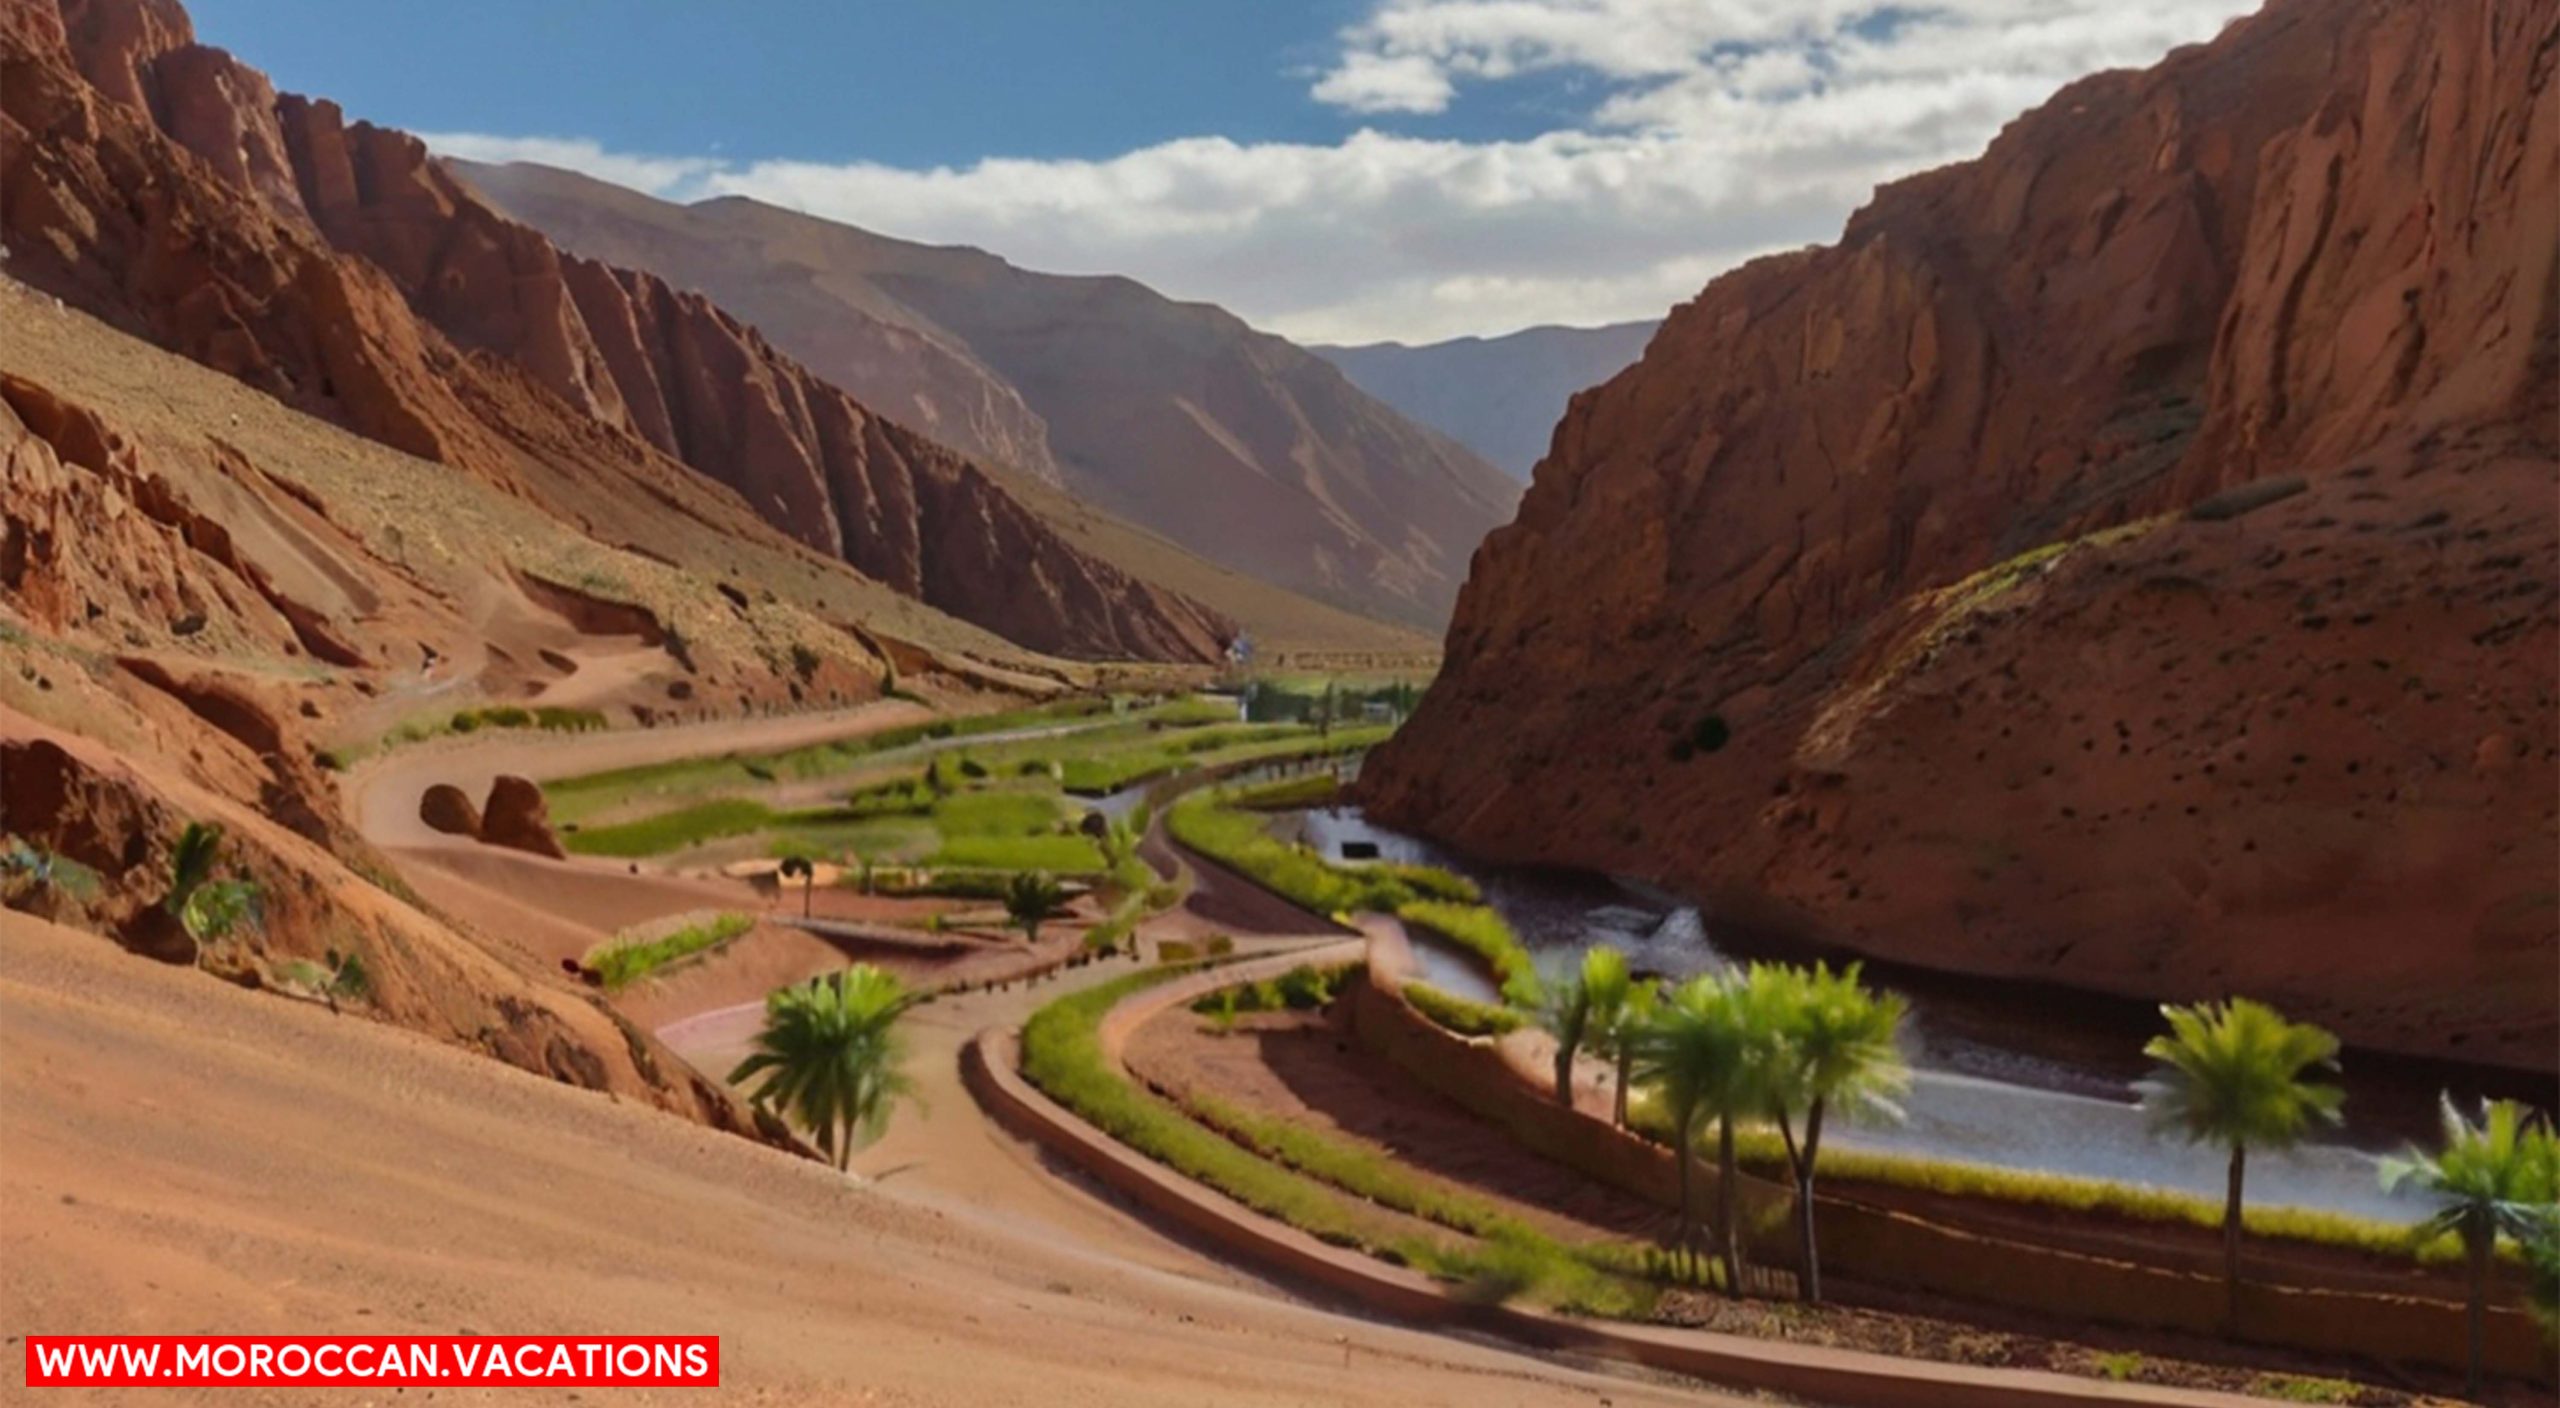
[1278,803,2542,1224]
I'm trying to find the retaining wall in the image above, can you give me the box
[965,1019,2279,1408]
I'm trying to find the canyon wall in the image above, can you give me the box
[2,0,1227,662]
[1362,0,2558,1069]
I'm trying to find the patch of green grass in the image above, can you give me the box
[767,814,935,865]
[1019,968,1398,1252]
[2091,1351,2145,1383]
[1057,749,1182,793]
[583,912,755,991]
[931,789,1064,836]
[1024,963,1686,1316]
[326,702,609,770]
[1404,981,1526,1037]
[1163,1031,1682,1312]
[931,834,1106,873]
[545,697,1117,821]
[1395,901,1536,1000]
[563,798,773,858]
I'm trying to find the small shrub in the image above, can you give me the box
[584,913,755,991]
[1274,963,1336,1010]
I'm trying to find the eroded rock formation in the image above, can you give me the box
[478,775,564,860]
[1361,0,2558,1069]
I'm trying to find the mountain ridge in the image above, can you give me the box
[2,0,1229,663]
[1312,321,1659,480]
[454,159,1521,633]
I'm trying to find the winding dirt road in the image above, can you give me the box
[290,707,1761,1404]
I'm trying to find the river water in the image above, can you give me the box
[1280,804,2542,1224]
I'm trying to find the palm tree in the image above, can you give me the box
[1530,947,1625,1107]
[729,965,921,1171]
[1574,947,1639,1123]
[1634,972,1766,1291]
[2136,997,2344,1330]
[1004,871,1066,946]
[1749,962,1909,1303]
[778,855,816,917]
[164,820,224,918]
[2382,1096,2560,1397]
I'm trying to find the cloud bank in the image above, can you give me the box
[425,0,2254,345]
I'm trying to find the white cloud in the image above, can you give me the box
[1309,52,1458,115]
[422,0,2256,346]
[420,133,720,200]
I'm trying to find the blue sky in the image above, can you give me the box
[184,0,2258,345]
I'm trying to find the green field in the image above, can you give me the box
[544,697,1122,826]
[557,699,1395,892]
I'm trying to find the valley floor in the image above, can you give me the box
[0,913,1744,1406]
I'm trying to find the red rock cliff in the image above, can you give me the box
[1362,0,2558,1069]
[0,0,1228,662]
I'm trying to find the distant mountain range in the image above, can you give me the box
[1313,322,1658,480]
[456,161,1520,634]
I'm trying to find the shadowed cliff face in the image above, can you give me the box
[1,0,1229,663]
[1362,0,2558,1070]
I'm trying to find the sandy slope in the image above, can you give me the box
[1,915,1739,1406]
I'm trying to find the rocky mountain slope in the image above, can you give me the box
[455,161,1522,632]
[0,0,1227,663]
[0,273,916,1139]
[1362,0,2558,1069]
[1313,322,1658,480]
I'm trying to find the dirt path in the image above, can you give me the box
[2,914,1739,1406]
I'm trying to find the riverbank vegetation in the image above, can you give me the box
[1164,776,1478,920]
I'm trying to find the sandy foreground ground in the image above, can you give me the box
[3,908,1739,1404]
